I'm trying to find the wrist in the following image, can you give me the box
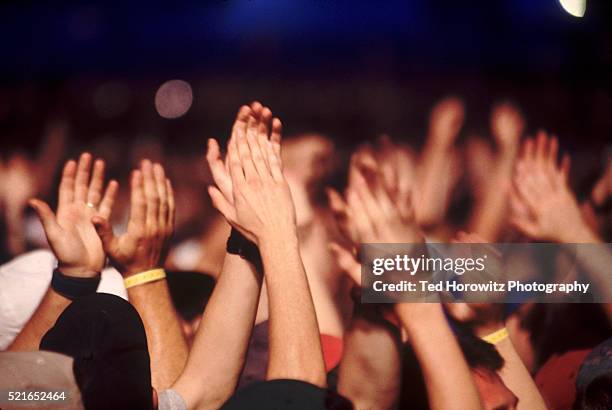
[394,303,445,335]
[257,229,299,250]
[57,264,100,278]
[124,268,166,289]
[557,224,599,244]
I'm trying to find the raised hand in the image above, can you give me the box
[92,160,174,276]
[343,165,422,244]
[29,153,118,277]
[208,105,291,244]
[428,96,465,145]
[491,102,524,152]
[510,131,597,242]
[206,102,281,211]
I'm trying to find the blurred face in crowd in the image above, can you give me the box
[281,134,335,227]
[472,367,518,410]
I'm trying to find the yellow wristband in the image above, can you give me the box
[482,327,509,345]
[124,268,166,289]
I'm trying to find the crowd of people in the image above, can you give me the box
[0,98,610,410]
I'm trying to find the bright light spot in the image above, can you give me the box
[155,79,193,119]
[559,0,586,18]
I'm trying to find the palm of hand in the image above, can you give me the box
[54,203,106,274]
[109,230,157,274]
[531,189,583,241]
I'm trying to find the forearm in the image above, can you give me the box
[260,233,327,387]
[495,337,546,410]
[173,253,262,410]
[128,279,188,390]
[396,303,482,410]
[8,288,70,351]
[468,149,516,241]
[337,316,402,410]
[416,144,453,226]
[572,244,612,314]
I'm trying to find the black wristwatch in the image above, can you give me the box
[226,228,262,270]
[51,268,101,300]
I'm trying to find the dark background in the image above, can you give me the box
[1,0,610,155]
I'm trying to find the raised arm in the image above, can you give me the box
[415,96,464,227]
[9,153,117,351]
[446,231,547,410]
[468,103,523,241]
[92,160,188,390]
[209,104,327,387]
[171,103,274,409]
[330,242,403,410]
[336,162,483,410]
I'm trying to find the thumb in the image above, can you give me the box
[92,216,118,253]
[29,199,60,238]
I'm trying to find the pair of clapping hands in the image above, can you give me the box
[30,154,174,280]
[205,102,296,245]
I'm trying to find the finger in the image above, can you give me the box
[153,163,169,231]
[326,187,348,216]
[230,105,251,144]
[534,131,547,164]
[98,180,119,220]
[256,107,273,165]
[247,117,272,179]
[237,116,259,181]
[259,106,272,138]
[250,101,263,120]
[58,160,77,207]
[372,173,399,220]
[141,160,160,231]
[129,169,146,227]
[206,138,232,199]
[560,153,571,183]
[208,185,237,222]
[74,152,92,202]
[353,169,384,226]
[347,188,376,241]
[397,188,415,222]
[329,242,361,285]
[29,199,60,239]
[87,159,106,207]
[227,136,246,188]
[547,136,558,167]
[270,118,282,156]
[166,178,176,233]
[522,138,534,163]
[91,216,119,255]
[266,140,284,182]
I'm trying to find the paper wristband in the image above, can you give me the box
[124,268,166,289]
[482,327,509,345]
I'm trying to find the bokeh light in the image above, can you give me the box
[154,79,193,119]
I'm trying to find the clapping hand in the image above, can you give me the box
[207,103,294,245]
[92,160,175,276]
[510,131,596,242]
[30,153,118,277]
